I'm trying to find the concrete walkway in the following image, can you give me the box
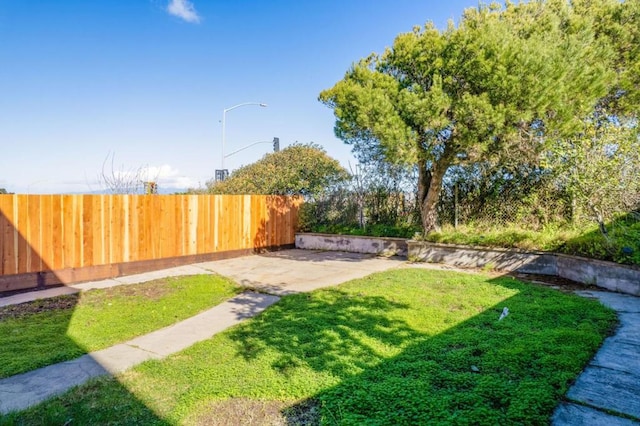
[552,291,640,425]
[0,250,404,414]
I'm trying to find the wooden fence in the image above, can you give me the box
[0,194,301,292]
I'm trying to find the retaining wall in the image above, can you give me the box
[295,233,640,296]
[294,233,407,257]
[407,241,558,275]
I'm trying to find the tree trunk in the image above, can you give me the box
[418,157,450,235]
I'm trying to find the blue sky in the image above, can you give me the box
[1,0,479,194]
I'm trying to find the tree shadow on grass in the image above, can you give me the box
[229,287,420,380]
[224,273,615,425]
[0,376,171,425]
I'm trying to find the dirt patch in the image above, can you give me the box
[0,294,79,322]
[507,273,599,292]
[0,278,178,321]
[79,278,176,305]
[191,398,321,426]
[408,262,597,292]
[105,279,174,301]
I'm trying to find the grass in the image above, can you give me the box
[0,274,240,379]
[1,268,616,425]
[423,223,577,252]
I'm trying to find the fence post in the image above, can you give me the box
[454,182,459,229]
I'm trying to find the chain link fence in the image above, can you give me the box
[437,166,573,230]
[298,163,421,236]
[301,161,639,236]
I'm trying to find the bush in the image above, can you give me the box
[561,215,640,265]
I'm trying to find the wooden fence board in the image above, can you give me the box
[149,195,159,261]
[268,197,276,247]
[61,195,72,269]
[128,196,138,263]
[199,196,206,253]
[92,195,104,266]
[188,195,197,255]
[26,196,40,272]
[73,196,83,268]
[213,195,220,252]
[39,195,50,271]
[82,195,93,269]
[0,196,15,275]
[16,195,29,274]
[51,195,63,270]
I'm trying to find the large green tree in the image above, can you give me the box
[206,143,348,197]
[320,0,619,233]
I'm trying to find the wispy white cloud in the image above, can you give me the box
[167,0,201,23]
[103,164,198,192]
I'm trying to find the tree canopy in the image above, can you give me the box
[206,143,349,197]
[576,0,640,114]
[320,0,637,233]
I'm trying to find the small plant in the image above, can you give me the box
[482,262,497,272]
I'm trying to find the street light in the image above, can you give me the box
[221,102,267,172]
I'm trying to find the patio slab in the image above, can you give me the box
[194,249,405,295]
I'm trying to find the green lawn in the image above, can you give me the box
[1,269,616,425]
[0,274,240,379]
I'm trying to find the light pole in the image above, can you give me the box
[221,102,267,172]
[224,137,280,158]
